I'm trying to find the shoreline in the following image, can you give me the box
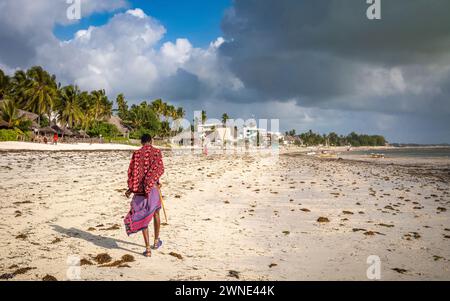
[2,141,449,151]
[1,141,449,168]
[0,141,139,152]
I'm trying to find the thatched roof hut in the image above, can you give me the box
[39,126,56,134]
[78,129,89,138]
[18,110,38,122]
[50,125,64,135]
[107,116,131,136]
[62,128,75,137]
[70,129,90,138]
[0,101,39,128]
[49,125,74,136]
[283,135,302,145]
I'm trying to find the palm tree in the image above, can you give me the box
[24,66,58,126]
[221,113,229,126]
[90,89,112,123]
[128,108,143,130]
[160,121,171,138]
[10,70,30,109]
[57,85,83,129]
[165,104,176,121]
[116,93,128,121]
[0,99,26,128]
[77,91,93,131]
[221,113,230,147]
[172,106,185,134]
[151,99,165,120]
[128,102,160,135]
[176,107,185,119]
[0,69,10,100]
[80,111,94,132]
[201,110,207,125]
[166,105,174,135]
[160,102,169,122]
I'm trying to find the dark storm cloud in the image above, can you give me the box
[222,0,450,64]
[0,28,37,68]
[219,0,450,115]
[0,0,128,70]
[0,1,62,69]
[153,68,204,101]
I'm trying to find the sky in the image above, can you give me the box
[54,0,232,47]
[0,0,449,144]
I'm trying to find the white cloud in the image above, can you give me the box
[74,27,94,42]
[161,39,193,66]
[126,8,146,19]
[0,0,128,67]
[29,7,240,104]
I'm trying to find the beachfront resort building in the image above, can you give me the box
[197,123,236,146]
[169,121,282,148]
[243,126,282,147]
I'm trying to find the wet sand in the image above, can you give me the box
[0,147,449,280]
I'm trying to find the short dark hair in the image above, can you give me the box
[141,133,152,144]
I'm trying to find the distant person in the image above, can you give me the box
[53,133,58,145]
[124,134,164,257]
[43,136,48,144]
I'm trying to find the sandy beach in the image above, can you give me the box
[1,142,449,280]
[0,141,139,151]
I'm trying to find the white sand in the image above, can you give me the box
[0,141,138,151]
[0,149,449,280]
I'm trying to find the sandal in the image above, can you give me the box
[151,238,163,250]
[143,246,152,257]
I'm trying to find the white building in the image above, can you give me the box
[197,123,237,146]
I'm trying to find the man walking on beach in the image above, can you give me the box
[124,134,164,257]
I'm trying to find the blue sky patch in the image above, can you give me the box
[53,0,231,47]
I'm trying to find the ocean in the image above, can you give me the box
[350,147,450,158]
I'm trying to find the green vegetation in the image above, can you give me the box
[55,85,83,129]
[0,129,18,141]
[86,121,120,138]
[24,66,58,125]
[0,66,186,141]
[0,99,31,131]
[0,129,32,142]
[285,129,387,146]
[221,113,229,125]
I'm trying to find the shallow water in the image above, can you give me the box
[350,147,450,158]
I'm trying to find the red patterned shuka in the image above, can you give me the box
[127,145,164,194]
